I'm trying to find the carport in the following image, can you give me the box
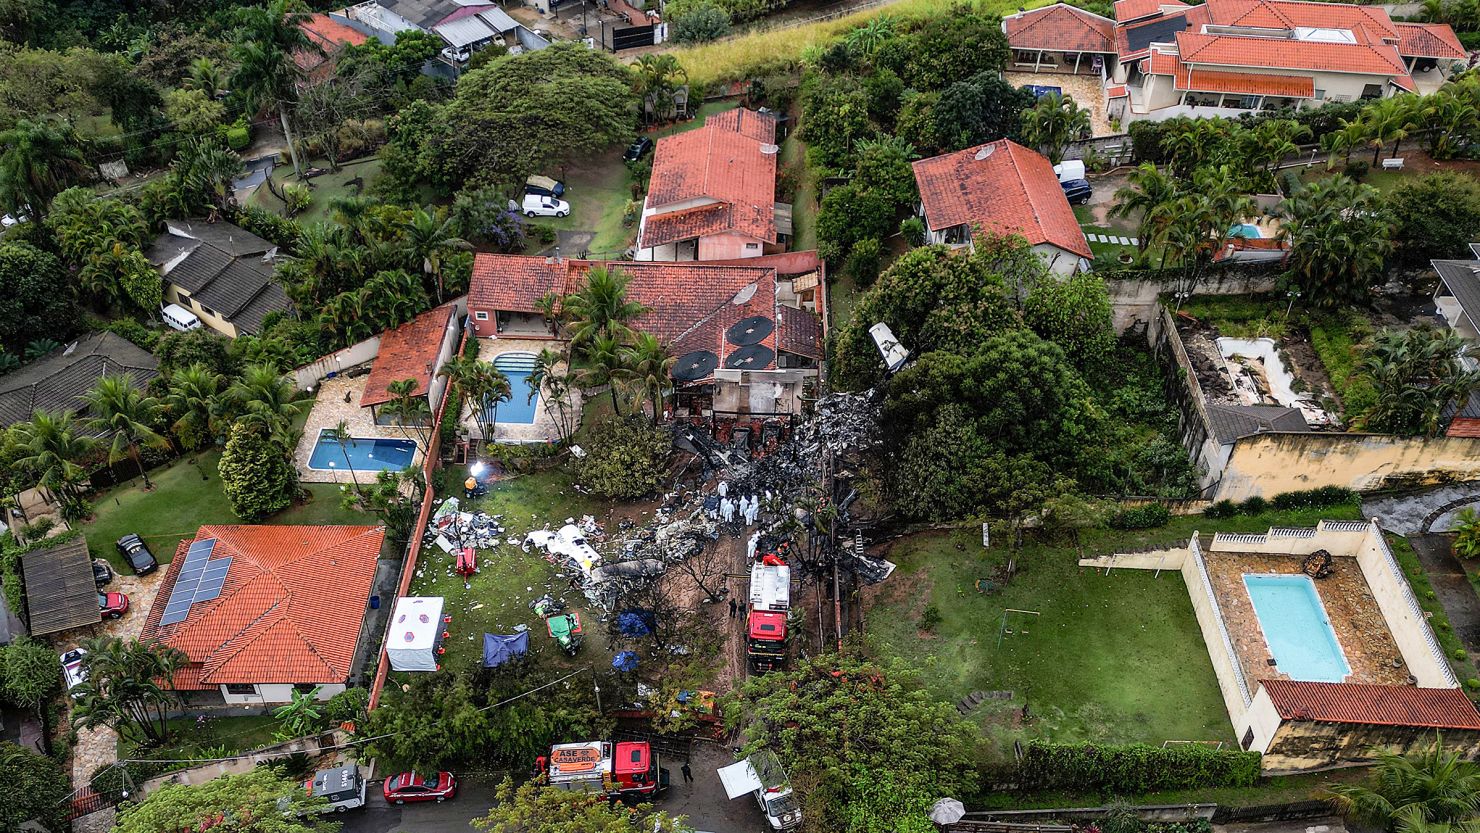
[20,537,98,635]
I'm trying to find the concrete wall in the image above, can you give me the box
[1205,521,1372,558]
[1216,432,1480,501]
[293,336,382,391]
[1033,243,1086,275]
[220,682,345,705]
[1234,685,1284,754]
[1146,306,1222,490]
[1180,534,1253,726]
[139,730,355,794]
[1356,529,1457,688]
[1078,546,1187,571]
[1263,720,1480,773]
[426,307,463,411]
[1109,272,1279,334]
[698,232,766,261]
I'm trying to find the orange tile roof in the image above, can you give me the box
[360,304,455,407]
[1203,0,1395,38]
[1396,22,1466,58]
[640,203,757,249]
[294,14,368,73]
[777,305,823,360]
[1263,680,1480,729]
[141,525,384,686]
[1176,29,1408,75]
[1106,84,1129,98]
[642,109,778,249]
[1113,0,1189,21]
[912,139,1093,260]
[1184,68,1315,97]
[1448,417,1480,438]
[1004,4,1116,53]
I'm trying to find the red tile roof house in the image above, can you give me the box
[911,139,1093,275]
[358,304,462,425]
[635,109,791,263]
[294,13,371,85]
[1004,3,1116,76]
[140,525,386,705]
[1006,0,1463,125]
[467,253,825,418]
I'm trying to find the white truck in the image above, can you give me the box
[717,749,801,830]
[746,561,790,673]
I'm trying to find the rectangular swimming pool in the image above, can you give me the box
[490,354,540,426]
[1243,573,1351,682]
[307,430,416,472]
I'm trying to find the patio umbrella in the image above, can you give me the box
[929,798,966,825]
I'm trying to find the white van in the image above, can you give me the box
[161,303,203,332]
[520,193,570,218]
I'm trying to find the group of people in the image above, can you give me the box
[706,480,763,526]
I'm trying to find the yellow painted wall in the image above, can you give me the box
[1217,432,1480,501]
[166,283,239,339]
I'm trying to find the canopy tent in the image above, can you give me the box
[482,632,529,668]
[387,596,445,672]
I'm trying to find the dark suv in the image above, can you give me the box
[1061,179,1093,205]
[115,534,158,575]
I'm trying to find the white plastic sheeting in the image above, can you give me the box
[387,596,444,672]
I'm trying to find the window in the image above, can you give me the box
[225,683,255,695]
[475,311,489,321]
[294,683,320,694]
[1241,727,1256,750]
[1360,83,1384,100]
[745,242,760,250]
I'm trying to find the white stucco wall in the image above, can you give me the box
[1233,685,1284,753]
[1355,529,1457,688]
[219,683,346,705]
[1179,534,1253,727]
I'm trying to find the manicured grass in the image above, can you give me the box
[867,504,1365,753]
[248,157,385,225]
[1308,311,1378,424]
[536,149,635,258]
[780,115,817,253]
[1387,533,1480,689]
[82,451,375,572]
[402,468,632,673]
[123,714,283,763]
[1079,224,1143,265]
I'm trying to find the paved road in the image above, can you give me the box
[339,775,499,833]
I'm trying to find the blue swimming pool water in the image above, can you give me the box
[1243,574,1351,682]
[488,354,540,425]
[308,430,416,471]
[1229,223,1262,239]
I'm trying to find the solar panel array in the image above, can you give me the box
[158,539,232,626]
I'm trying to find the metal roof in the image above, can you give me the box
[1434,259,1480,336]
[0,332,159,428]
[20,537,98,636]
[435,15,496,46]
[148,221,291,335]
[1205,403,1309,445]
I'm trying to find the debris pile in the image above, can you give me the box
[424,496,506,552]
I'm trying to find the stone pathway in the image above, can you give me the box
[1364,482,1480,534]
[1408,534,1480,656]
[1086,232,1139,246]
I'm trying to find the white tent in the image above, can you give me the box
[387,596,445,672]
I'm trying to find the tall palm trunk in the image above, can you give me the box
[339,443,361,495]
[609,384,620,416]
[279,103,304,179]
[130,437,153,490]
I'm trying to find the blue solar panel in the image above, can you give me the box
[158,539,227,626]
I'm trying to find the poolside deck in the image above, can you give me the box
[463,336,581,445]
[1204,550,1411,696]
[293,374,430,484]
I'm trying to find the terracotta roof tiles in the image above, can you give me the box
[912,139,1092,260]
[1264,679,1480,729]
[1004,4,1116,53]
[360,304,456,407]
[777,305,823,360]
[1396,22,1467,58]
[1113,0,1190,21]
[641,108,778,249]
[141,525,384,686]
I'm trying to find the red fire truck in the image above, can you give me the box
[544,740,667,800]
[746,559,790,673]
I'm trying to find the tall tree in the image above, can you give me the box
[383,378,433,453]
[230,0,319,179]
[561,266,649,350]
[1277,175,1393,308]
[0,742,69,833]
[474,778,694,833]
[330,419,361,495]
[1110,163,1180,255]
[113,769,329,833]
[227,363,305,440]
[579,334,627,416]
[82,376,169,490]
[219,421,298,521]
[622,332,673,423]
[1329,735,1480,831]
[1019,91,1090,165]
[9,410,95,520]
[527,347,576,441]
[405,208,469,304]
[0,117,89,220]
[1,637,61,755]
[1360,326,1480,436]
[70,636,187,745]
[164,363,225,452]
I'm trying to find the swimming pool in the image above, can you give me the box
[1243,574,1351,682]
[1229,223,1263,239]
[489,353,540,425]
[307,430,417,472]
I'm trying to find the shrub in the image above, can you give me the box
[844,237,882,287]
[323,687,370,728]
[219,424,298,521]
[1268,486,1357,511]
[1109,504,1171,530]
[1454,507,1480,559]
[104,318,160,352]
[573,415,671,500]
[671,4,731,44]
[1457,649,1469,661]
[224,118,251,151]
[1468,678,1480,690]
[282,183,312,217]
[1204,500,1238,519]
[816,183,893,263]
[230,205,303,251]
[1239,495,1268,515]
[528,224,557,245]
[1016,741,1261,793]
[899,216,925,247]
[920,603,941,632]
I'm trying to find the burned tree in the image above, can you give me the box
[674,540,729,602]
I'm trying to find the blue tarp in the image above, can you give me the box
[482,632,529,668]
[616,609,656,637]
[613,651,639,672]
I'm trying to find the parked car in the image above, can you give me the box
[525,175,565,198]
[520,194,570,218]
[93,558,113,588]
[624,137,654,163]
[440,45,470,64]
[99,591,129,620]
[115,534,158,575]
[382,772,457,805]
[60,648,87,696]
[1061,179,1093,205]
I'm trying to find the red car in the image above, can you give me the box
[382,772,456,805]
[98,592,129,620]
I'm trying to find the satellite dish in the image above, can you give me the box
[760,144,780,155]
[975,145,997,161]
[672,350,719,381]
[731,283,758,305]
[726,316,774,346]
[724,345,775,370]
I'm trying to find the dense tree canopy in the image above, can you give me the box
[1022,271,1115,372]
[474,780,694,833]
[0,241,75,354]
[0,741,69,833]
[1276,175,1393,308]
[1386,172,1480,266]
[219,422,298,521]
[113,768,333,833]
[933,71,1034,152]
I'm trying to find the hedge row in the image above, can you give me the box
[1204,486,1358,519]
[1017,742,1261,794]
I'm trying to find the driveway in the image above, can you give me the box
[1364,482,1480,534]
[1409,534,1480,655]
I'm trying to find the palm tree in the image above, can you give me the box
[1111,163,1180,256]
[1276,175,1393,308]
[1329,736,1480,830]
[9,411,95,521]
[82,376,169,490]
[1245,118,1312,173]
[227,363,305,440]
[165,363,225,453]
[1360,327,1480,436]
[382,378,432,453]
[527,347,575,440]
[1322,117,1368,169]
[1427,92,1480,159]
[622,332,674,424]
[0,117,90,220]
[330,420,360,495]
[70,637,187,745]
[406,208,470,303]
[184,57,229,99]
[1019,92,1091,165]
[579,334,629,416]
[1160,165,1254,296]
[231,0,319,179]
[535,291,563,337]
[438,357,508,445]
[633,53,688,122]
[562,266,649,352]
[843,14,896,56]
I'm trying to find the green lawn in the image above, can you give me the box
[248,157,385,225]
[82,450,375,572]
[868,504,1365,753]
[123,714,283,763]
[402,467,632,673]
